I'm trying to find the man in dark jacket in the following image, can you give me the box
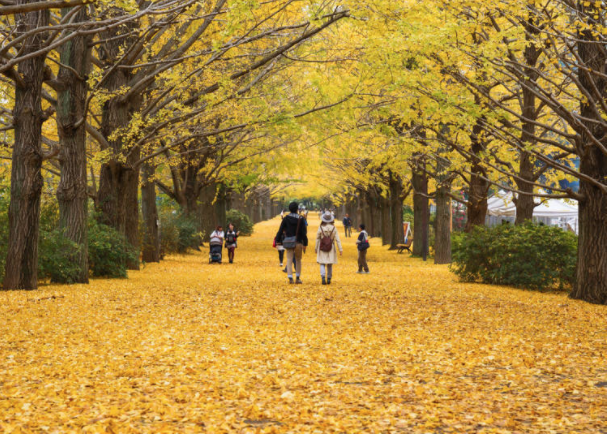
[276,202,308,284]
[342,214,352,238]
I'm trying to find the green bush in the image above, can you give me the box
[0,191,137,283]
[37,201,86,284]
[160,212,201,254]
[451,222,577,290]
[226,209,254,236]
[88,218,137,278]
[38,229,83,283]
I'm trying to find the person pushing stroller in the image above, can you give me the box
[209,225,224,264]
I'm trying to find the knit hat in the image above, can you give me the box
[321,211,334,223]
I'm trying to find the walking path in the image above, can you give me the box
[1,216,606,433]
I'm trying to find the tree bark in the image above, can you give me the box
[411,161,428,257]
[434,182,452,264]
[570,12,607,304]
[4,2,49,290]
[513,69,538,225]
[56,5,90,283]
[434,144,452,264]
[345,199,356,227]
[124,161,140,270]
[389,173,404,250]
[199,182,217,242]
[365,191,378,237]
[514,179,537,224]
[464,120,489,232]
[380,195,391,246]
[96,12,140,268]
[514,18,542,226]
[570,173,607,304]
[215,183,227,225]
[141,160,160,263]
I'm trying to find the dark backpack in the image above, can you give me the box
[319,228,335,252]
[226,232,236,244]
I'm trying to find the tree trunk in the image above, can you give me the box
[96,13,140,268]
[365,191,378,237]
[434,182,452,264]
[389,173,404,250]
[514,19,541,226]
[215,184,227,225]
[570,13,607,304]
[465,121,489,232]
[570,175,607,304]
[141,161,160,263]
[514,187,535,225]
[345,199,356,227]
[362,191,373,236]
[125,162,140,270]
[4,3,49,290]
[434,146,452,264]
[411,162,428,257]
[199,182,217,242]
[380,195,391,246]
[56,6,90,283]
[514,130,535,225]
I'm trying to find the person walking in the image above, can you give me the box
[316,211,343,285]
[342,214,352,238]
[275,230,295,270]
[225,223,239,264]
[356,223,370,274]
[277,229,297,272]
[274,232,285,267]
[276,202,308,284]
[209,225,225,264]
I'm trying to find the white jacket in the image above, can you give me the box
[315,224,343,264]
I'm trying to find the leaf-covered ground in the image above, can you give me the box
[1,217,606,433]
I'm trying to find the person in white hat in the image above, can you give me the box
[315,211,343,285]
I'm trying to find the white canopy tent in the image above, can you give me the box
[486,191,579,233]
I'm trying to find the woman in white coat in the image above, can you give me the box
[315,211,343,285]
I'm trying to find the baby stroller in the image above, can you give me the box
[209,242,223,264]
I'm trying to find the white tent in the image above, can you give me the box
[486,191,579,233]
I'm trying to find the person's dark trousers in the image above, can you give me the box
[358,249,369,272]
[345,226,351,238]
[278,250,285,264]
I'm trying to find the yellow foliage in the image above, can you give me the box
[1,216,606,432]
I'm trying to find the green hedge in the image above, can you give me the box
[0,191,138,284]
[159,212,201,254]
[226,209,254,236]
[38,229,82,283]
[451,222,577,290]
[88,218,138,278]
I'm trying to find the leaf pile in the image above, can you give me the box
[1,217,606,433]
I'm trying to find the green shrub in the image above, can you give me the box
[88,218,137,278]
[403,206,414,225]
[160,212,201,254]
[38,229,83,283]
[36,202,86,284]
[0,191,137,283]
[226,209,254,236]
[451,222,577,290]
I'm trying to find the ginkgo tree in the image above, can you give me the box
[0,0,351,288]
[2,0,607,305]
